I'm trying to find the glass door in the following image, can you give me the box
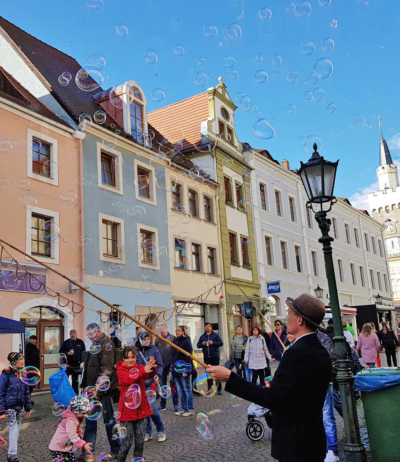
[41,324,63,388]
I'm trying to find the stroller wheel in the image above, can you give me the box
[246,419,265,441]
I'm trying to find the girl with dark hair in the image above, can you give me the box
[244,327,272,385]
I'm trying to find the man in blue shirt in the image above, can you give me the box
[197,323,223,395]
[59,329,86,393]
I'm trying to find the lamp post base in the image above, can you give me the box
[344,444,367,462]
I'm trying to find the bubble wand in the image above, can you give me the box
[0,239,208,369]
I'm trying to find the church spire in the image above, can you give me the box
[379,115,394,166]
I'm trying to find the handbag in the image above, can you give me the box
[224,359,234,370]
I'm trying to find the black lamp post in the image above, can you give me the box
[375,293,383,305]
[314,284,324,300]
[299,144,366,462]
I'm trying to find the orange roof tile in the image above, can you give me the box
[148,92,210,151]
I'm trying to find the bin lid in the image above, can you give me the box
[355,368,400,392]
[357,367,400,376]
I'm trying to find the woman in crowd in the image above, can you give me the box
[378,321,399,367]
[230,326,248,379]
[356,323,381,368]
[244,326,272,385]
[173,326,194,417]
[269,320,287,362]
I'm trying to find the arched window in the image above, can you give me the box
[385,206,390,213]
[392,204,396,210]
[129,86,144,141]
[120,80,149,147]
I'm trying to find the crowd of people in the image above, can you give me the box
[0,308,399,462]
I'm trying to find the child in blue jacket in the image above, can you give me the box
[0,353,31,462]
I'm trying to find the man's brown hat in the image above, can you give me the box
[286,293,325,328]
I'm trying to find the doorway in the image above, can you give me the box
[21,306,64,391]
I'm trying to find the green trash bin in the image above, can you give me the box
[355,368,400,462]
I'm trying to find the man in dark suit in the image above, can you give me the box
[207,294,332,462]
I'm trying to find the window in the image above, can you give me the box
[332,217,338,239]
[137,167,150,199]
[364,233,370,251]
[192,243,201,271]
[377,272,382,291]
[224,177,232,203]
[207,247,216,274]
[236,182,243,205]
[350,263,356,285]
[345,224,350,244]
[384,273,389,292]
[265,237,273,266]
[371,236,377,254]
[280,241,288,269]
[289,197,296,222]
[295,245,302,272]
[31,213,52,257]
[134,160,156,204]
[175,239,187,269]
[130,86,144,142]
[338,259,344,282]
[360,266,365,287]
[370,269,375,289]
[140,229,154,264]
[241,237,250,267]
[172,182,181,210]
[204,196,213,222]
[102,219,119,258]
[221,107,230,121]
[229,233,238,264]
[227,126,233,143]
[27,129,59,186]
[311,251,318,276]
[260,183,267,210]
[32,138,51,178]
[306,206,312,228]
[188,189,198,217]
[354,228,359,247]
[101,152,116,187]
[218,120,225,136]
[275,190,282,216]
[378,239,384,257]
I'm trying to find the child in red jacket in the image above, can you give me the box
[116,346,156,462]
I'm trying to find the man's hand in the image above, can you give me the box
[67,352,74,355]
[25,412,31,418]
[84,443,93,455]
[80,363,84,369]
[202,341,206,346]
[208,341,213,345]
[270,358,276,363]
[206,365,231,382]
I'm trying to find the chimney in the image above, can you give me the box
[282,159,290,170]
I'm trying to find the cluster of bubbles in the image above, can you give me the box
[20,366,41,386]
[75,67,104,92]
[286,2,312,17]
[58,72,72,87]
[196,413,213,440]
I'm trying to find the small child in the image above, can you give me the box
[0,352,31,462]
[49,396,92,462]
[116,346,156,462]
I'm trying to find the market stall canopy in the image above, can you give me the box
[0,316,25,334]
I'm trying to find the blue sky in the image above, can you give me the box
[2,0,399,208]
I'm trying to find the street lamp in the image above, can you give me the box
[314,284,324,300]
[375,293,383,305]
[299,143,366,462]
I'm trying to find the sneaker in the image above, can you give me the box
[99,455,118,461]
[83,456,94,462]
[324,450,340,462]
[144,434,153,442]
[158,432,167,442]
[174,406,180,412]
[7,457,19,462]
[217,390,222,395]
[175,410,185,415]
[158,406,166,411]
[182,410,194,417]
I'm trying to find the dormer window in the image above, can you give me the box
[130,86,144,142]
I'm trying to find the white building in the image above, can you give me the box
[244,145,393,332]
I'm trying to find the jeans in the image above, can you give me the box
[234,358,243,379]
[175,374,194,411]
[159,364,179,409]
[385,347,398,367]
[145,388,165,435]
[323,385,338,454]
[244,365,252,382]
[6,409,22,456]
[66,366,80,394]
[83,394,120,455]
[332,387,343,418]
[252,369,265,385]
[204,356,222,391]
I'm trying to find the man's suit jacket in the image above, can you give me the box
[226,332,332,462]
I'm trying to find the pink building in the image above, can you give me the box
[0,67,86,390]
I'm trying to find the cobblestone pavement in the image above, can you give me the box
[0,389,372,462]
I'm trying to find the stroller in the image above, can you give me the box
[246,403,271,441]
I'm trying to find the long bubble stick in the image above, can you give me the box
[0,239,208,369]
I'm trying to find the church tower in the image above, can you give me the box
[377,124,399,190]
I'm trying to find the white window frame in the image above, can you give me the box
[280,239,288,269]
[97,143,124,195]
[332,216,338,239]
[99,213,126,264]
[203,195,214,223]
[311,250,318,276]
[294,244,302,273]
[350,262,356,285]
[275,189,283,217]
[26,206,60,264]
[174,235,188,270]
[288,196,296,222]
[264,234,274,266]
[191,241,202,272]
[27,129,59,186]
[344,223,351,244]
[136,223,160,270]
[188,188,199,218]
[338,259,344,282]
[134,159,157,206]
[259,182,268,211]
[206,245,218,275]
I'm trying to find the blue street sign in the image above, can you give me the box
[267,282,281,294]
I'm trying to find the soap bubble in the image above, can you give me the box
[150,88,165,102]
[160,385,172,399]
[258,7,272,20]
[94,110,107,124]
[83,386,98,399]
[300,41,315,56]
[0,178,9,191]
[285,2,295,11]
[173,44,185,56]
[116,24,129,36]
[89,343,101,355]
[57,353,68,367]
[196,413,214,439]
[272,55,282,66]
[104,343,113,352]
[238,94,253,112]
[319,0,332,6]
[197,57,206,65]
[87,400,103,421]
[60,190,77,205]
[252,119,275,140]
[223,23,242,42]
[86,323,100,340]
[79,113,92,130]
[229,69,240,80]
[349,114,366,129]
[307,72,319,84]
[85,54,106,69]
[144,50,158,65]
[204,25,218,38]
[302,135,322,154]
[304,91,312,100]
[294,2,312,17]
[193,373,217,398]
[86,0,103,8]
[312,87,325,101]
[114,410,121,420]
[321,38,334,52]
[287,70,300,83]
[326,103,336,113]
[238,199,250,213]
[194,72,208,87]
[314,58,333,79]
[223,56,236,68]
[288,289,299,299]
[124,389,141,409]
[129,368,140,380]
[52,403,65,417]
[174,360,192,374]
[287,104,296,115]
[131,458,145,462]
[19,191,37,210]
[253,70,268,84]
[146,389,157,404]
[330,19,338,28]
[75,67,104,92]
[20,366,41,386]
[58,72,72,86]
[112,423,127,441]
[128,383,140,393]
[96,376,111,392]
